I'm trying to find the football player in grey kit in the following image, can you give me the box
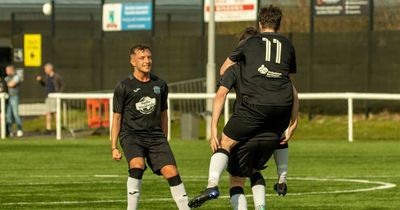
[111,44,190,210]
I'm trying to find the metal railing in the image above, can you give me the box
[168,77,206,114]
[45,92,400,142]
[48,93,113,140]
[0,93,7,139]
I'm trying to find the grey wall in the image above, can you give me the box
[7,31,399,105]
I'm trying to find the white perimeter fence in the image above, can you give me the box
[1,92,399,141]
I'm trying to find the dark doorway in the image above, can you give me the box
[0,47,12,78]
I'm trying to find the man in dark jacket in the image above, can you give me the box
[36,63,63,132]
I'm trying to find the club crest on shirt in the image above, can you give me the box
[153,86,161,94]
[135,96,156,114]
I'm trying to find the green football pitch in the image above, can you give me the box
[0,137,399,209]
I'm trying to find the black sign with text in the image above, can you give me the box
[314,0,369,16]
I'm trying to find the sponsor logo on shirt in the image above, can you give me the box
[135,96,156,114]
[133,88,141,93]
[153,86,161,94]
[257,65,282,78]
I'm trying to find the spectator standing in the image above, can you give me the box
[36,63,63,132]
[5,65,23,137]
[0,76,8,93]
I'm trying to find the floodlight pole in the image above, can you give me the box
[308,0,315,120]
[206,0,216,140]
[365,0,374,118]
[50,0,55,38]
[100,0,105,90]
[152,0,155,37]
[100,0,104,38]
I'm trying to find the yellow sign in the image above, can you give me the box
[24,34,42,67]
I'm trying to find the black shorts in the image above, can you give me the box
[227,137,278,177]
[223,102,292,142]
[276,142,289,150]
[120,135,177,175]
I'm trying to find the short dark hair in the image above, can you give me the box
[258,5,282,31]
[129,44,151,55]
[236,27,258,42]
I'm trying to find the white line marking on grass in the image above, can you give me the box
[1,200,126,206]
[0,177,396,206]
[93,174,121,178]
[13,174,400,179]
[93,174,400,179]
[286,177,397,195]
[0,180,122,186]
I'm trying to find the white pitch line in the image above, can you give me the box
[4,174,399,179]
[1,200,126,206]
[0,180,123,186]
[30,174,400,179]
[0,177,396,206]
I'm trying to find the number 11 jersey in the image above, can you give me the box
[229,32,296,106]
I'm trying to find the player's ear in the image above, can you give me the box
[130,54,136,67]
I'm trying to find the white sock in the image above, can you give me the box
[230,193,247,210]
[170,183,190,210]
[274,148,288,184]
[252,184,265,208]
[255,204,266,210]
[127,177,141,210]
[207,151,228,188]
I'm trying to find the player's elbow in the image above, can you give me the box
[215,90,228,100]
[219,58,234,76]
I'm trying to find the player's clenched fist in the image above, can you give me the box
[112,148,122,160]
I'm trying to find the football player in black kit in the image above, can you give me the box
[111,44,190,210]
[212,27,299,210]
[189,5,298,209]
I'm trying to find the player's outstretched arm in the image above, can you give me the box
[219,58,235,76]
[210,86,230,152]
[111,113,122,160]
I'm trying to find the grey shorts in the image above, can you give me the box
[45,97,57,113]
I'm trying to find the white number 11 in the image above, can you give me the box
[262,38,282,64]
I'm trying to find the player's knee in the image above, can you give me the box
[160,165,179,178]
[128,157,145,169]
[230,176,245,188]
[129,168,144,180]
[167,174,182,187]
[229,186,244,197]
[250,172,265,187]
[221,134,238,151]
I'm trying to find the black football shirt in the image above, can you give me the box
[113,74,168,138]
[229,32,296,106]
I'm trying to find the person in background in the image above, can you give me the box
[36,63,63,132]
[5,65,23,137]
[0,76,8,93]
